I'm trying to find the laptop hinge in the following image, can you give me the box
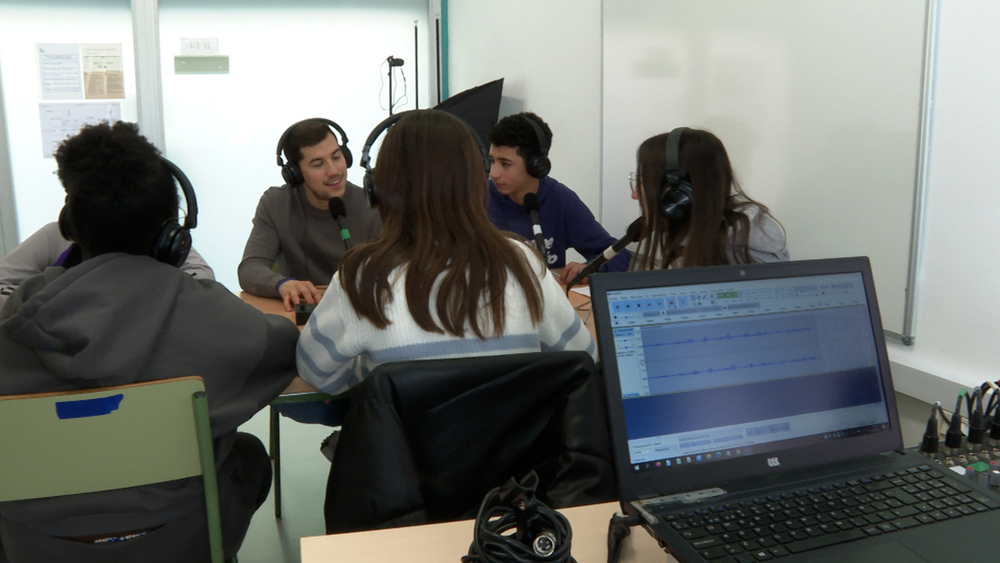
[632,487,728,524]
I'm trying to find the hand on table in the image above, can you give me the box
[278,279,323,312]
[554,261,588,287]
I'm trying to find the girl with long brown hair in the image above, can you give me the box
[631,127,789,270]
[296,110,595,394]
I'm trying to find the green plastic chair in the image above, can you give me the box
[0,376,228,563]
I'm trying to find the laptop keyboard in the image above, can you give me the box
[659,465,1000,562]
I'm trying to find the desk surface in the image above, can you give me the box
[300,501,672,562]
[239,288,596,396]
[238,287,594,337]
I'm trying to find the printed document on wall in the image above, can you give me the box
[37,44,83,100]
[82,44,125,99]
[39,103,121,158]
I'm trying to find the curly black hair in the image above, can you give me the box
[487,111,552,163]
[55,121,178,257]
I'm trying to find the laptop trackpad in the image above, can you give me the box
[811,540,930,563]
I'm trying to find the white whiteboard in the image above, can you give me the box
[601,0,928,337]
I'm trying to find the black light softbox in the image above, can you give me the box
[434,78,504,148]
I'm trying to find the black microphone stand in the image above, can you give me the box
[387,56,405,116]
[388,57,395,116]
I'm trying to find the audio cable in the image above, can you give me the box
[463,472,575,563]
[968,388,987,451]
[921,401,941,457]
[944,390,967,456]
[606,512,642,563]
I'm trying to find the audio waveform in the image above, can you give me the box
[645,327,813,349]
[649,355,819,380]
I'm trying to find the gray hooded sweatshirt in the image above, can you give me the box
[0,253,297,553]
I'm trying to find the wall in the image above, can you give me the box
[601,0,927,339]
[157,1,429,290]
[888,0,1000,405]
[0,0,431,292]
[446,0,997,408]
[446,0,609,248]
[0,1,137,243]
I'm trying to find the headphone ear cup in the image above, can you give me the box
[526,154,551,179]
[660,180,694,221]
[281,162,303,187]
[151,220,192,267]
[341,145,354,169]
[364,167,378,208]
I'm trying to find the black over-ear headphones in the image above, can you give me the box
[58,156,198,267]
[660,127,694,221]
[521,115,552,179]
[361,110,489,209]
[275,118,353,187]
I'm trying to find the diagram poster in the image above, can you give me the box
[39,102,121,157]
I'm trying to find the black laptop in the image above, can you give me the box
[590,257,1000,562]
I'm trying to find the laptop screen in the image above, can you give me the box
[591,258,902,498]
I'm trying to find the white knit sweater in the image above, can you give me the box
[296,242,597,395]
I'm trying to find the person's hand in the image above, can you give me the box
[278,279,323,311]
[555,261,588,287]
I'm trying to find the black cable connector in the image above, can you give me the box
[945,393,965,452]
[968,388,986,449]
[985,384,1000,442]
[607,513,642,563]
[921,401,941,456]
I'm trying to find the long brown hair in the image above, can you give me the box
[634,129,782,269]
[339,110,544,338]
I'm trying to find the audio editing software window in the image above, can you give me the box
[606,273,891,469]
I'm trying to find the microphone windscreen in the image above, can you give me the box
[523,192,539,212]
[611,218,643,253]
[328,197,347,219]
[625,217,642,241]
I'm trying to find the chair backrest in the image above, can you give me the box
[324,351,617,534]
[0,376,225,563]
[0,376,211,501]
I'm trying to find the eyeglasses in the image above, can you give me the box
[628,172,639,194]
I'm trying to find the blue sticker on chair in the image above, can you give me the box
[55,394,124,419]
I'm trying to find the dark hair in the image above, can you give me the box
[634,128,783,269]
[283,120,338,166]
[55,121,178,257]
[339,110,544,338]
[487,111,552,163]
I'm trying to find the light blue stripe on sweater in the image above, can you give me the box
[369,333,541,364]
[547,313,592,356]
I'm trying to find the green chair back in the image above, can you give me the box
[0,376,225,563]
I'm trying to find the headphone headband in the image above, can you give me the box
[161,157,197,230]
[664,127,686,178]
[360,112,407,172]
[361,110,490,208]
[660,127,694,221]
[521,115,550,158]
[275,118,353,186]
[275,117,351,167]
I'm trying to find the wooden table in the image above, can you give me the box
[239,287,594,337]
[238,291,319,394]
[300,501,673,562]
[239,288,597,396]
